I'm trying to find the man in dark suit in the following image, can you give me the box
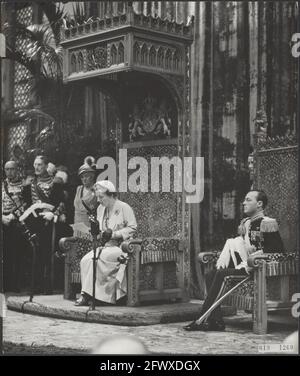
[184,190,283,331]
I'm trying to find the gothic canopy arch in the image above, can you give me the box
[61,4,193,113]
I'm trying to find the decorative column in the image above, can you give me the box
[189,1,207,298]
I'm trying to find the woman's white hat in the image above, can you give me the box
[95,180,116,193]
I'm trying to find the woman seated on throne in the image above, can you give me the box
[75,180,137,306]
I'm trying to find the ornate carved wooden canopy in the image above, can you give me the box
[61,6,194,300]
[61,5,193,84]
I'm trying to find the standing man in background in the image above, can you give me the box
[22,155,69,294]
[2,160,26,292]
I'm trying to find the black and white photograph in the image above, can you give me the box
[0,1,299,358]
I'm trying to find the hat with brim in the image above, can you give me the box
[94,180,116,193]
[78,164,96,177]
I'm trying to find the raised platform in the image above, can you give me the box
[7,295,235,326]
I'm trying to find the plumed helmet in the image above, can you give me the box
[78,156,96,176]
[55,170,68,184]
[47,162,57,176]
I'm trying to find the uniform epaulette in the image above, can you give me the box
[237,217,250,236]
[260,217,279,232]
[240,217,250,225]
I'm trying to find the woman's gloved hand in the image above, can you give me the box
[101,229,113,245]
[39,211,54,222]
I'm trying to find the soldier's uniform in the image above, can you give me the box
[23,174,71,293]
[2,178,26,292]
[198,213,284,325]
[246,215,283,252]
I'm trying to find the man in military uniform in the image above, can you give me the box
[22,155,70,294]
[184,190,284,331]
[2,160,26,292]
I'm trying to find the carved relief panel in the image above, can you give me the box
[133,38,184,74]
[68,38,126,76]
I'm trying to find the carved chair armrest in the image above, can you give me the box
[248,252,298,276]
[247,252,298,267]
[121,238,143,254]
[247,253,269,268]
[58,236,78,255]
[198,251,221,264]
